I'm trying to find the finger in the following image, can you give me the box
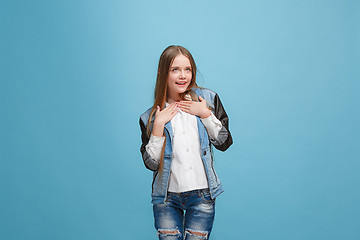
[178,105,185,110]
[164,103,175,111]
[169,103,178,111]
[199,95,206,102]
[179,105,190,110]
[178,107,190,114]
[168,104,178,113]
[178,101,191,104]
[172,108,179,115]
[178,103,188,109]
[183,108,190,113]
[167,108,178,118]
[156,105,160,113]
[178,102,191,108]
[179,100,192,104]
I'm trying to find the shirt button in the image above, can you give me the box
[203,150,206,155]
[186,148,189,152]
[183,131,185,134]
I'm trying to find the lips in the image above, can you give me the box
[175,81,187,85]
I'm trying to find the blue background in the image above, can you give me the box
[1,0,359,239]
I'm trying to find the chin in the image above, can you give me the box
[176,88,188,94]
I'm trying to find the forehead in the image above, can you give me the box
[171,54,191,66]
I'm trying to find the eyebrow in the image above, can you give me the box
[170,66,192,68]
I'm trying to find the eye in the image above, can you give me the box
[172,68,178,71]
[186,68,192,71]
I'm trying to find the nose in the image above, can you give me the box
[179,70,186,79]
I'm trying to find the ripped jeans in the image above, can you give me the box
[153,188,215,240]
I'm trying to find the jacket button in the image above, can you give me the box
[203,151,206,155]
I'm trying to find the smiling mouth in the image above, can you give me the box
[176,81,187,85]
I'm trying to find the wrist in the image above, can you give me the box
[152,120,165,137]
[200,109,211,119]
[153,119,165,129]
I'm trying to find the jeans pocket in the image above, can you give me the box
[201,190,215,204]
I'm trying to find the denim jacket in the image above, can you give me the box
[139,87,233,204]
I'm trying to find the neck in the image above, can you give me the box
[167,93,181,104]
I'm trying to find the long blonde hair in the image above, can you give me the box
[147,45,199,171]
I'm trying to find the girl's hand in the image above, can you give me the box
[178,96,211,119]
[152,103,179,137]
[154,103,179,126]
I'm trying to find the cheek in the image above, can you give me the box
[188,72,193,79]
[167,75,174,84]
[187,73,193,83]
[168,74,177,83]
[187,81,192,88]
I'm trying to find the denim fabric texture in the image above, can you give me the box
[153,188,215,240]
[140,88,232,204]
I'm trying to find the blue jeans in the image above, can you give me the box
[153,188,215,240]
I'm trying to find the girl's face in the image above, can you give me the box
[167,54,192,100]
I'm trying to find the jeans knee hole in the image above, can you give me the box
[157,229,181,237]
[185,229,208,239]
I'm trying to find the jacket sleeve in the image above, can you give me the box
[210,94,233,151]
[139,117,159,171]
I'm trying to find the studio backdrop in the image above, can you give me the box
[1,0,359,239]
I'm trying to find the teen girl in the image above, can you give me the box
[139,45,232,239]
